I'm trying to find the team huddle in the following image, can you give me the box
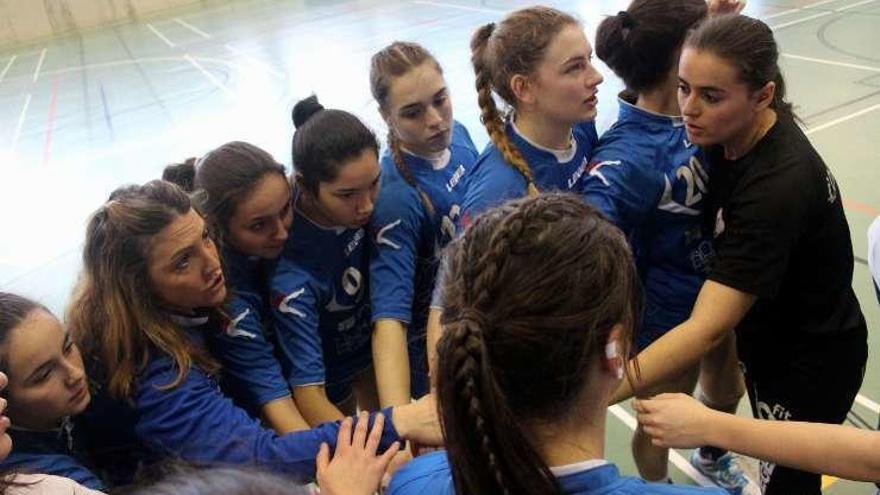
[0,1,871,495]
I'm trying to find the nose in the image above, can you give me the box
[64,360,85,387]
[203,240,222,278]
[681,92,699,118]
[586,63,604,89]
[272,217,289,243]
[358,194,374,217]
[425,105,443,129]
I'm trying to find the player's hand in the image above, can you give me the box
[389,394,442,446]
[316,411,401,495]
[0,372,12,460]
[633,393,715,448]
[708,0,746,16]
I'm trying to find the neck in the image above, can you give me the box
[635,76,680,116]
[513,111,573,150]
[531,395,607,466]
[296,191,335,228]
[723,108,777,160]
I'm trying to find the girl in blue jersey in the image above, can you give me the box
[163,142,309,434]
[368,41,478,407]
[0,293,103,492]
[388,193,724,495]
[271,96,380,425]
[462,6,603,224]
[66,180,440,487]
[584,2,754,493]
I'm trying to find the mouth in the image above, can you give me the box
[428,129,450,144]
[585,92,598,106]
[70,383,88,404]
[207,272,225,293]
[685,122,703,133]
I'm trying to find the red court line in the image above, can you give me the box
[843,199,879,217]
[43,75,59,166]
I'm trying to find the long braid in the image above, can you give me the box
[470,23,539,197]
[438,204,557,495]
[387,129,436,217]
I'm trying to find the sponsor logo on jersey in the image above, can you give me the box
[714,208,726,238]
[344,228,365,257]
[276,288,307,318]
[376,220,402,250]
[567,157,589,189]
[586,159,622,187]
[225,308,258,339]
[446,164,466,192]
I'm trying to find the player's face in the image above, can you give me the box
[3,311,90,430]
[148,209,227,313]
[384,62,453,156]
[678,48,762,147]
[530,24,603,124]
[316,148,381,229]
[227,173,292,260]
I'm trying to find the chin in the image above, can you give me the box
[209,288,228,307]
[71,393,92,415]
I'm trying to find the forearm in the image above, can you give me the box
[294,386,346,426]
[261,396,311,433]
[372,319,412,407]
[709,413,880,481]
[426,308,443,381]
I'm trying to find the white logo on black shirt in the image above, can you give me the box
[825,171,838,204]
[714,208,726,238]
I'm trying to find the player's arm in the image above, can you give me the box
[261,396,310,433]
[294,385,346,425]
[635,393,880,482]
[613,280,755,403]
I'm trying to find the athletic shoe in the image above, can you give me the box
[690,449,762,495]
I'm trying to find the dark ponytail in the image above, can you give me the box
[437,193,643,495]
[162,158,197,193]
[290,95,379,195]
[596,0,707,93]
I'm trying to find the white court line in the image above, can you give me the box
[174,18,211,39]
[782,53,880,72]
[609,405,717,487]
[764,0,840,19]
[10,93,32,153]
[147,23,176,48]
[32,48,46,82]
[184,54,232,96]
[806,102,880,134]
[412,0,506,14]
[772,10,833,28]
[224,44,284,79]
[0,54,16,83]
[855,394,880,414]
[771,0,879,29]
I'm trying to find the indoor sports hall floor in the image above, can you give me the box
[0,0,877,492]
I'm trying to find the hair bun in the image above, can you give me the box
[292,95,325,128]
[162,158,198,192]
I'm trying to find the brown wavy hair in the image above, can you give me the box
[470,7,579,196]
[370,41,442,217]
[437,193,642,494]
[68,180,220,401]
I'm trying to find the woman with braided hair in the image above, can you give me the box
[387,193,725,495]
[367,41,478,408]
[460,6,603,226]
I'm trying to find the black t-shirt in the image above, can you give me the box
[706,115,866,348]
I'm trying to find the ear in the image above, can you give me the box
[509,73,537,106]
[753,80,776,111]
[604,324,626,379]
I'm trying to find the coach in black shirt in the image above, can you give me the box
[614,15,867,495]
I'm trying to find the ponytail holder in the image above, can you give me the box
[617,11,636,29]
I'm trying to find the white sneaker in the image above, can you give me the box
[690,449,762,495]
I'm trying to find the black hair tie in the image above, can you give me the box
[617,10,636,29]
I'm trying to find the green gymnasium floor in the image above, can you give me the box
[0,0,878,492]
